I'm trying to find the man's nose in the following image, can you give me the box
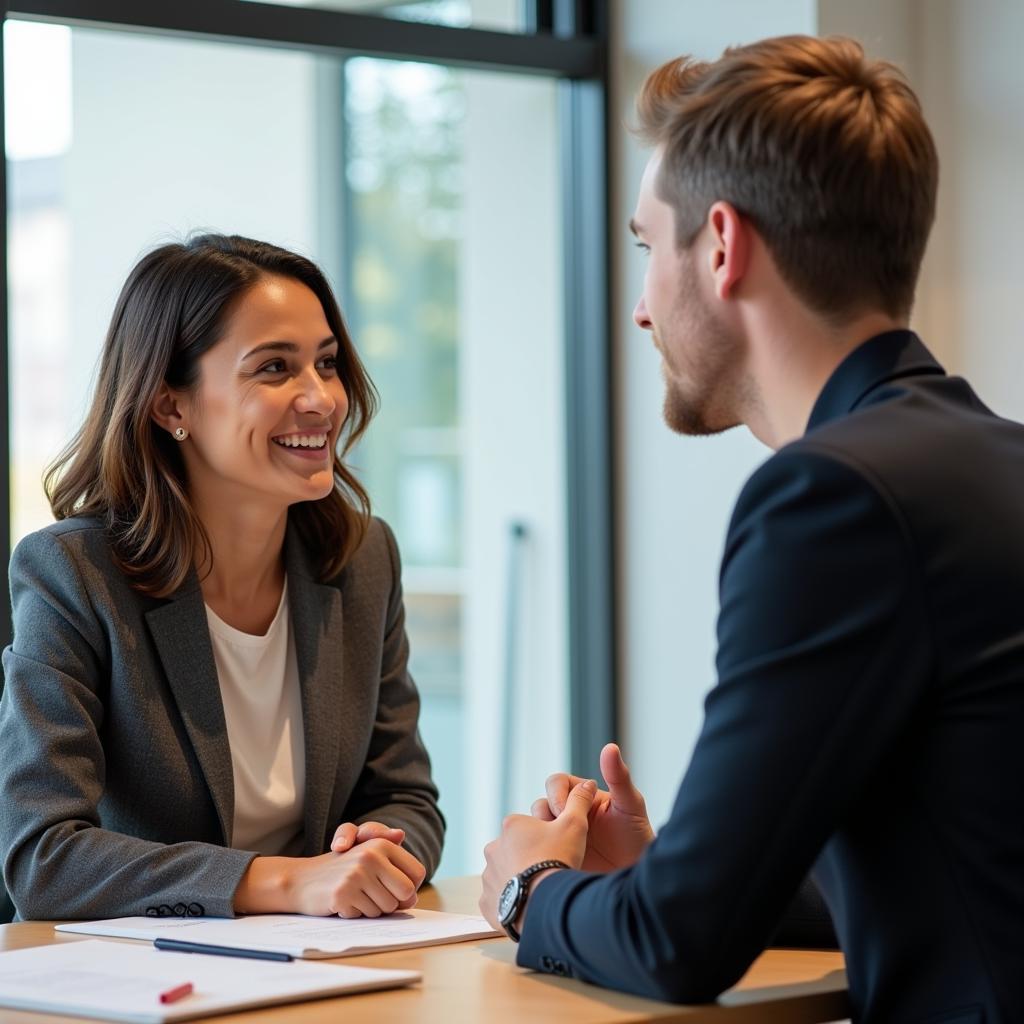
[633,295,652,330]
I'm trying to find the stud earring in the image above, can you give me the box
[173,427,188,441]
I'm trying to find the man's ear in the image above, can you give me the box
[150,382,187,438]
[706,201,750,301]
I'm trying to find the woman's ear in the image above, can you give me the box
[150,383,187,439]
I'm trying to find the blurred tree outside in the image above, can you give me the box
[345,57,463,571]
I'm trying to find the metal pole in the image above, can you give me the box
[498,519,528,821]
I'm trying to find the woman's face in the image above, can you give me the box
[178,274,349,512]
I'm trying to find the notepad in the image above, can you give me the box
[57,908,501,959]
[0,939,419,1022]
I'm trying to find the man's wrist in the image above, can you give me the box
[513,866,564,935]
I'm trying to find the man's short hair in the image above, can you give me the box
[636,35,938,323]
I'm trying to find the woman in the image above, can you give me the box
[0,234,444,920]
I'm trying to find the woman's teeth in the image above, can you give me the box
[273,433,328,448]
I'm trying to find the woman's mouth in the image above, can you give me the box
[271,432,331,461]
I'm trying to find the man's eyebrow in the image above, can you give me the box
[629,218,644,237]
[242,336,337,359]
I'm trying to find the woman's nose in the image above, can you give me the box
[294,368,336,415]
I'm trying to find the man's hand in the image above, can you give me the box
[532,742,654,873]
[480,779,597,931]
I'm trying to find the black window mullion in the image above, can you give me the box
[523,0,553,34]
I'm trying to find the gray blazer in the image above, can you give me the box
[0,515,444,920]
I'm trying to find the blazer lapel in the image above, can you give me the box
[285,529,346,856]
[145,581,235,845]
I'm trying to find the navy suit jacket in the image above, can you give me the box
[520,332,1024,1023]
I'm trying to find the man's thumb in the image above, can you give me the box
[601,743,645,812]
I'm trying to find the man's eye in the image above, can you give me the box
[634,242,650,255]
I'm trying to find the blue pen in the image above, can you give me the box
[154,937,293,962]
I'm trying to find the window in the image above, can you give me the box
[2,2,610,877]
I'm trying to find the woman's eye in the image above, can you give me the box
[259,359,287,374]
[317,355,338,372]
[635,242,650,255]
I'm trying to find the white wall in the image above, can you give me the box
[612,0,1024,826]
[912,0,1024,420]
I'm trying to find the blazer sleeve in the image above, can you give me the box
[340,519,446,879]
[517,448,930,1001]
[0,530,256,920]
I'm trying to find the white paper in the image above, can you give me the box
[57,908,501,958]
[0,939,419,1023]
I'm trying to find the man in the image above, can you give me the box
[480,34,1024,1022]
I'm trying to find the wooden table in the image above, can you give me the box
[0,876,849,1023]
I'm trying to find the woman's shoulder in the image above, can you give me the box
[14,514,108,550]
[10,519,168,639]
[11,516,116,581]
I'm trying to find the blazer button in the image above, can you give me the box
[554,960,569,976]
[145,907,159,917]
[187,903,204,917]
[540,955,555,971]
[173,903,187,916]
[158,904,173,917]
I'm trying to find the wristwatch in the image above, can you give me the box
[497,860,570,942]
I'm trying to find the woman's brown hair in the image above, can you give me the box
[636,35,938,323]
[44,234,378,597]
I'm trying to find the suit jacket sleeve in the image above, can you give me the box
[340,519,446,879]
[517,448,930,1001]
[0,530,256,920]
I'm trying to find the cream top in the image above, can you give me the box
[205,582,306,856]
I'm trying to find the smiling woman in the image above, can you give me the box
[0,234,445,921]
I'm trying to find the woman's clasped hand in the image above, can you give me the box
[238,822,426,918]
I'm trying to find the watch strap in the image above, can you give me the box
[502,859,570,942]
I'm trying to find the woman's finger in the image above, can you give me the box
[330,822,358,853]
[355,821,406,845]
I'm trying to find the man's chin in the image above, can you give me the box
[663,393,737,437]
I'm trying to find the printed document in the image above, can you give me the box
[57,908,501,959]
[0,939,419,1022]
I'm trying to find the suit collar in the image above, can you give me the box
[805,330,945,434]
[145,518,346,854]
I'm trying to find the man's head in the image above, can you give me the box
[631,35,938,437]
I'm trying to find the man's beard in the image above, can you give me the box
[656,285,745,437]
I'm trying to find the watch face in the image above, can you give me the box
[497,876,522,926]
